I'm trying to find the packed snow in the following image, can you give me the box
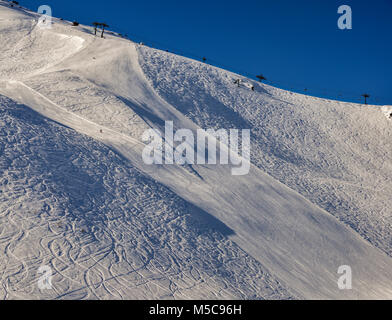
[382,106,392,121]
[0,1,392,299]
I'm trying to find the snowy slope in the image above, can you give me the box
[138,47,392,257]
[0,95,294,300]
[1,1,392,299]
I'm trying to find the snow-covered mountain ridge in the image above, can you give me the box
[1,1,392,299]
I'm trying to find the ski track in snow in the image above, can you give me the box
[137,46,392,257]
[1,1,392,300]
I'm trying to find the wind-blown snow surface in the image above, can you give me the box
[0,96,292,300]
[1,2,392,299]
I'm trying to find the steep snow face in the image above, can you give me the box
[382,106,392,121]
[138,46,392,257]
[0,7,85,80]
[0,95,293,300]
[1,2,392,300]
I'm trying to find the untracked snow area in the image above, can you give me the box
[1,1,392,300]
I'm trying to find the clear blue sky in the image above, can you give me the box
[23,0,392,104]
